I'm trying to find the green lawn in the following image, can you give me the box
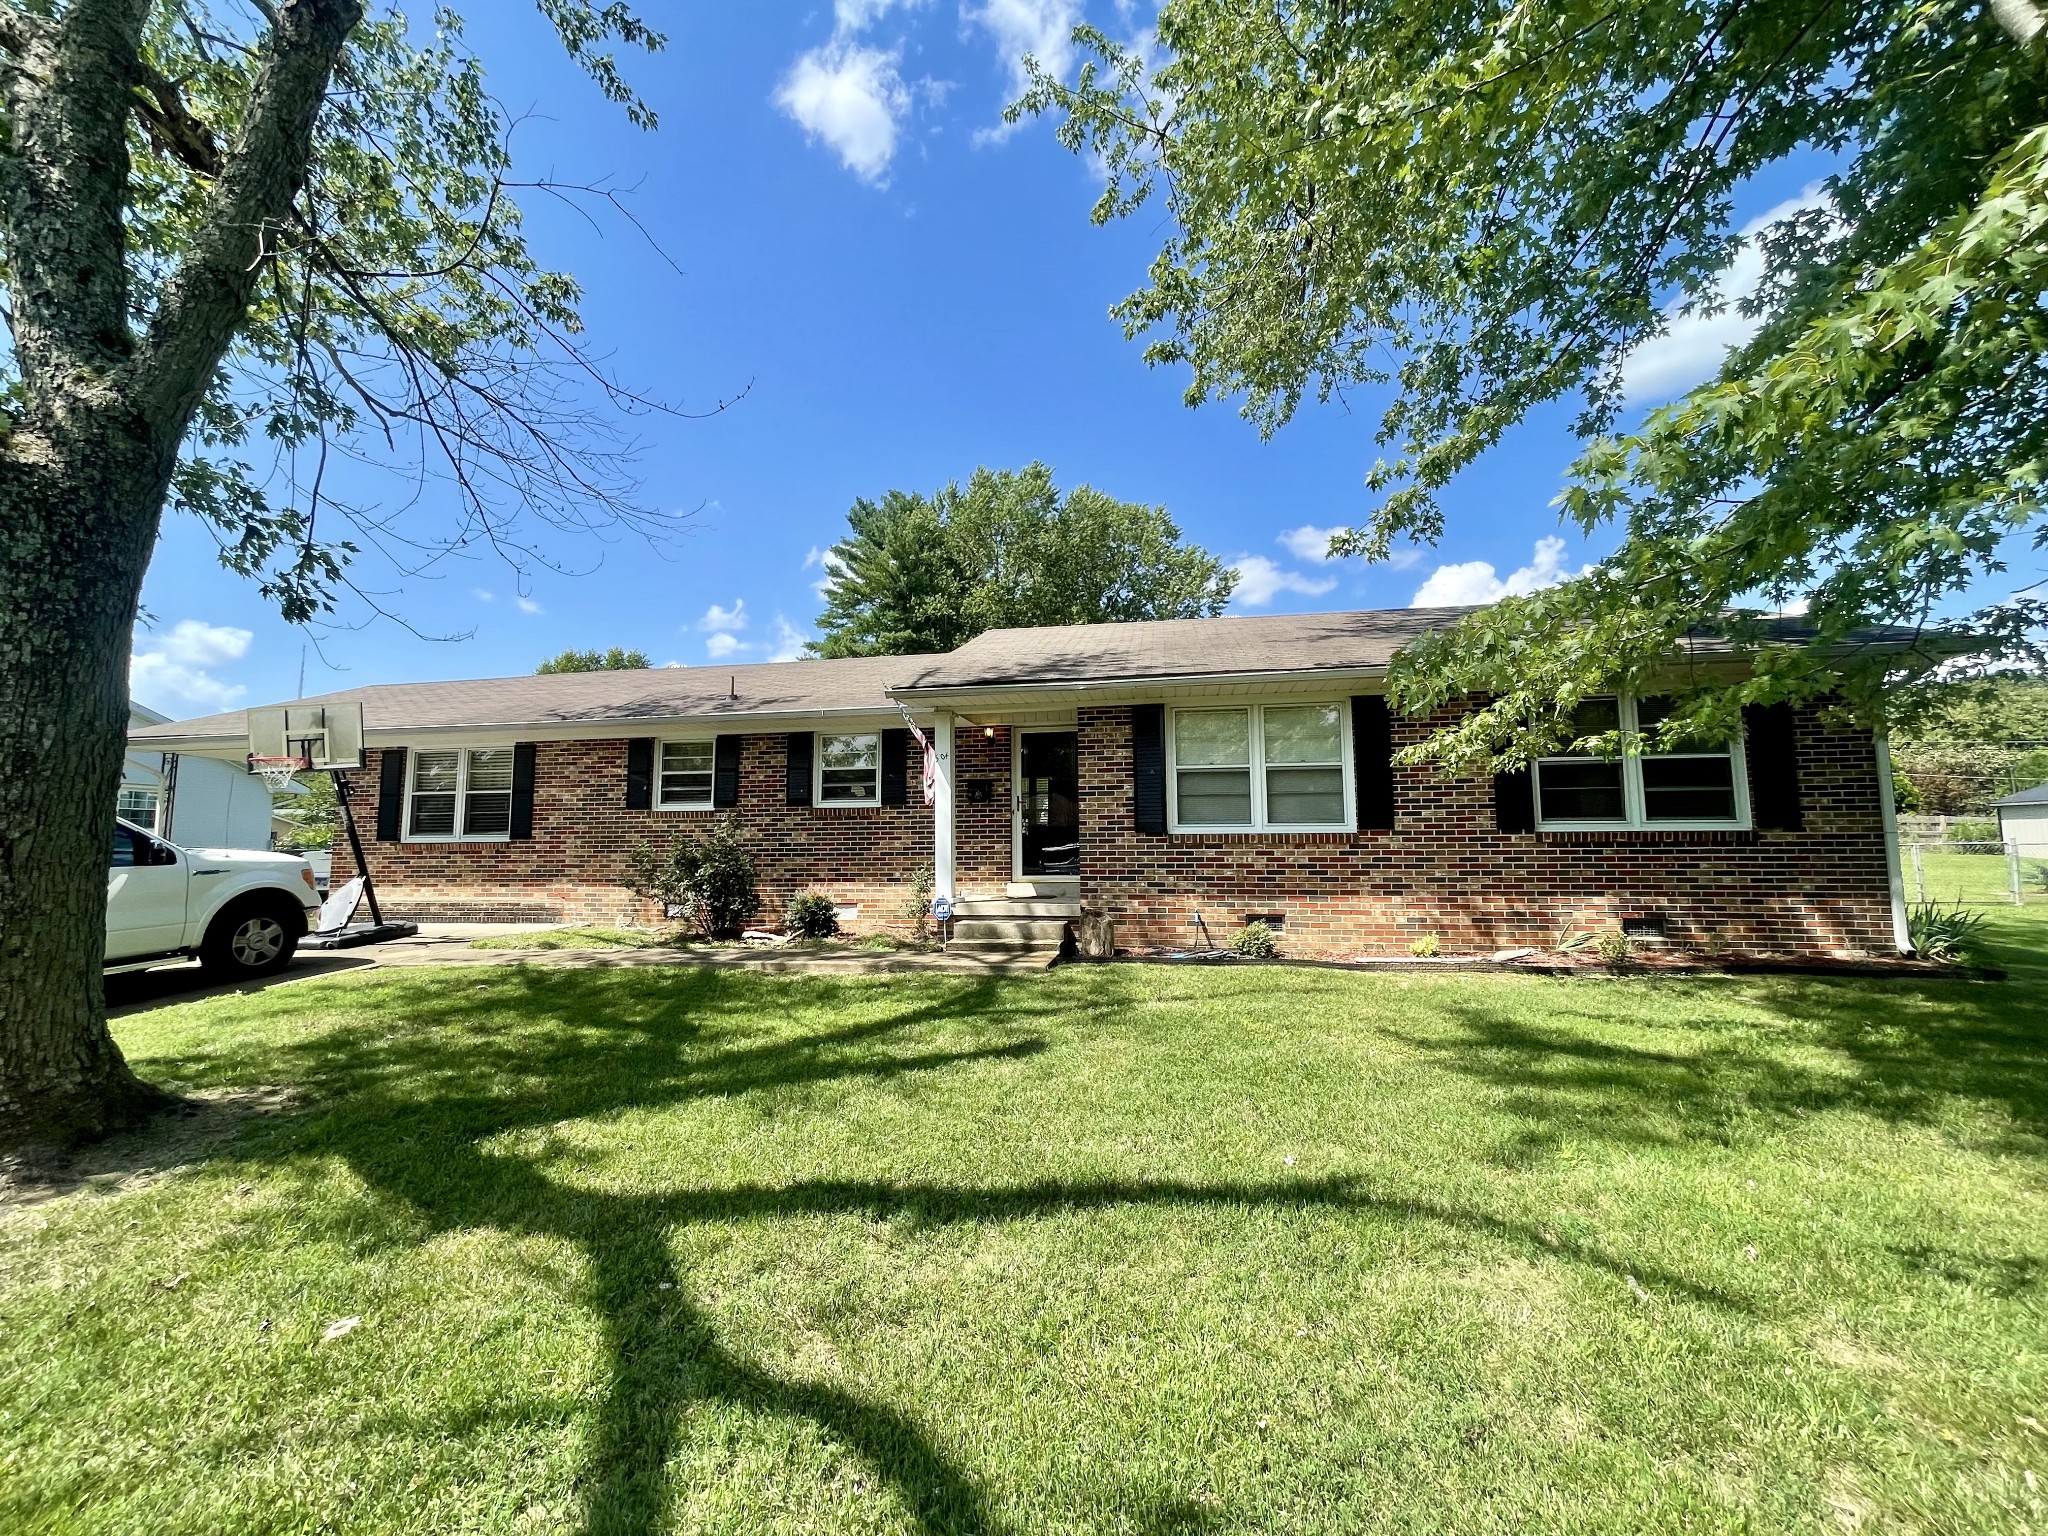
[4,920,2045,1534]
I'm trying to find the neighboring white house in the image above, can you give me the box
[1992,782,2048,857]
[124,701,288,849]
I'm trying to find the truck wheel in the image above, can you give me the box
[200,898,304,978]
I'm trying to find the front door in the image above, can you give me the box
[1016,730,1080,878]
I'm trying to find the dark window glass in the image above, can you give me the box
[1641,756,1737,821]
[111,824,144,868]
[1537,761,1626,821]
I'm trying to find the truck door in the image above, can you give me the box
[107,822,189,959]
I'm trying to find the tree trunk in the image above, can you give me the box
[0,421,177,1147]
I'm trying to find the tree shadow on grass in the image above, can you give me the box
[1388,973,2048,1165]
[148,964,1755,1535]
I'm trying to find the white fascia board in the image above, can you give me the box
[132,706,939,759]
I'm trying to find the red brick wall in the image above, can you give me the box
[335,736,948,931]
[1075,702,1899,959]
[332,702,1900,957]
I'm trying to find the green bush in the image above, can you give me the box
[1945,820,1999,844]
[902,861,934,937]
[1594,928,1632,964]
[1409,932,1440,958]
[622,815,759,937]
[784,890,840,939]
[1230,921,1277,958]
[1907,901,1988,963]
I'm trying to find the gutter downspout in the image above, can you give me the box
[1875,732,1912,954]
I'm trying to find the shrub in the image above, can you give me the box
[622,815,759,937]
[1945,819,1999,844]
[1230,921,1277,958]
[2031,862,2048,895]
[1908,900,1988,963]
[903,860,934,937]
[785,890,840,939]
[1409,932,1440,958]
[1594,928,1632,964]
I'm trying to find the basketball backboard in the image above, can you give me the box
[246,701,365,773]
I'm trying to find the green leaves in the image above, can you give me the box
[1020,0,2048,764]
[810,464,1238,658]
[11,1,667,629]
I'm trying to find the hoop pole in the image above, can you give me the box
[331,769,384,927]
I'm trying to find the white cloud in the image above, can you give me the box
[130,619,253,712]
[1230,555,1338,608]
[697,599,748,633]
[1410,536,1577,607]
[515,595,543,615]
[836,0,926,27]
[776,40,911,184]
[969,0,1080,103]
[472,587,494,602]
[705,631,746,659]
[659,660,688,669]
[768,616,811,663]
[1277,524,1346,563]
[802,546,826,568]
[1622,188,1832,404]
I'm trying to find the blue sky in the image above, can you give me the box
[132,2,1833,719]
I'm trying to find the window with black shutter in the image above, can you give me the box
[785,732,814,806]
[1132,705,1166,835]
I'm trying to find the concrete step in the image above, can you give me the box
[952,899,1082,919]
[947,937,1063,957]
[951,917,1071,943]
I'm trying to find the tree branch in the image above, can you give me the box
[132,0,363,443]
[131,58,222,176]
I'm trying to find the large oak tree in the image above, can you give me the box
[0,0,669,1147]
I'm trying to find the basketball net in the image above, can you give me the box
[248,755,310,791]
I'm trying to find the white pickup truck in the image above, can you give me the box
[107,818,323,979]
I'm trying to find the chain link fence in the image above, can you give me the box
[1902,840,2048,907]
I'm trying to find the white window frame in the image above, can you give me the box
[656,737,717,811]
[1532,696,1751,833]
[116,785,161,832]
[1166,703,1356,834]
[816,731,882,808]
[404,745,517,843]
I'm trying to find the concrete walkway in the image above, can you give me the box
[107,925,1052,1016]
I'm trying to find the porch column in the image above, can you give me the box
[932,710,956,902]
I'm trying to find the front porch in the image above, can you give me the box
[929,710,1081,958]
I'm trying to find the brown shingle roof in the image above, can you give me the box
[129,653,931,748]
[891,608,1481,691]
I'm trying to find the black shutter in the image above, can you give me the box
[375,747,407,841]
[1744,703,1804,831]
[1352,695,1396,830]
[509,743,537,840]
[880,728,910,806]
[625,738,654,810]
[713,735,742,809]
[1494,768,1536,833]
[1132,704,1167,835]
[786,732,814,806]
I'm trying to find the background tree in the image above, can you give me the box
[812,463,1236,657]
[0,0,672,1148]
[1019,2,2048,766]
[272,772,339,854]
[536,646,652,674]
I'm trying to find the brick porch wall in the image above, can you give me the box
[1076,702,1899,959]
[332,730,1016,930]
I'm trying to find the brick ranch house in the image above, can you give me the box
[129,606,1916,958]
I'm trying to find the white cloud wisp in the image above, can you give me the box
[776,40,912,184]
[130,619,254,712]
[1409,536,1578,607]
[1230,555,1338,608]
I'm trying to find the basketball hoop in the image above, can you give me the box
[247,754,310,791]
